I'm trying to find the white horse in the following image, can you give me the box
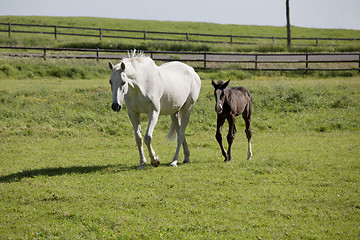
[108,52,201,169]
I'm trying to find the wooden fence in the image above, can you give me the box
[1,22,360,47]
[1,46,359,72]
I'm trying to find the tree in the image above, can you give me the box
[286,0,291,50]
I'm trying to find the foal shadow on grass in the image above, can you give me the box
[0,164,138,183]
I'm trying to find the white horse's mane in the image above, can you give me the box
[127,49,145,59]
[122,49,155,70]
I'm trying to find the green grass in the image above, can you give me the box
[1,71,359,239]
[1,16,360,52]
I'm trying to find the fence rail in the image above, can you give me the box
[1,22,360,47]
[1,46,359,72]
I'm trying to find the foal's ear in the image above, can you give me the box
[211,79,218,88]
[220,79,230,90]
[108,62,114,70]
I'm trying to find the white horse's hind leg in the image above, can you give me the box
[182,138,190,163]
[170,108,192,167]
[144,111,160,167]
[128,110,146,169]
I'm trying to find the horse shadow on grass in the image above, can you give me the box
[0,163,139,183]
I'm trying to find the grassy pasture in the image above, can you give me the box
[1,16,360,52]
[0,63,359,239]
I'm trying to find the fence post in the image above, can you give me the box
[96,48,99,61]
[254,53,258,70]
[186,32,189,42]
[272,37,275,45]
[43,48,47,60]
[99,28,102,40]
[305,53,309,73]
[230,35,233,45]
[8,23,11,37]
[316,38,319,47]
[54,25,57,40]
[144,30,146,41]
[204,52,207,69]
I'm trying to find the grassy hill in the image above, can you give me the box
[1,16,359,52]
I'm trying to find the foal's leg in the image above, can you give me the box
[226,115,236,162]
[242,106,253,160]
[128,110,146,169]
[144,110,161,167]
[215,115,227,161]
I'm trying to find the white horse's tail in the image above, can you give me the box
[167,112,181,141]
[167,121,177,141]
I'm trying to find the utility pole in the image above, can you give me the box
[286,0,292,50]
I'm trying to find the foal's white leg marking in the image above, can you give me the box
[247,141,253,160]
[144,111,160,167]
[128,110,146,169]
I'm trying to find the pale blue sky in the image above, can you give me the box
[1,0,359,30]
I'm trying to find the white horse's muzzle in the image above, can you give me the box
[112,102,121,112]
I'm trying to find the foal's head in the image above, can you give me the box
[211,79,230,114]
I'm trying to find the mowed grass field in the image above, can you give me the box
[0,59,359,239]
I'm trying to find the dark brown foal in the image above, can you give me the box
[212,79,253,161]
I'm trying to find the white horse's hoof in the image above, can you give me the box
[151,156,160,167]
[183,157,190,164]
[138,164,146,170]
[170,161,178,167]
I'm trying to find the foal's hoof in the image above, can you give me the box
[138,164,146,170]
[224,155,231,162]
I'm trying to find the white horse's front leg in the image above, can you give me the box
[144,111,160,167]
[128,110,146,169]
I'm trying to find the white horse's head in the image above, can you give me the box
[108,61,134,112]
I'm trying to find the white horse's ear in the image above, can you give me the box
[108,62,114,70]
[121,62,126,71]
